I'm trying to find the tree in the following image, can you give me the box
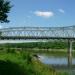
[0,0,12,23]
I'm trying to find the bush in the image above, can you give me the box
[7,48,15,53]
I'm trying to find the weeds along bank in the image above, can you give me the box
[0,50,56,75]
[0,41,71,75]
[0,49,68,75]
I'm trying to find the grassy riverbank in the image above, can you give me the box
[0,41,73,75]
[0,49,68,75]
[0,50,55,75]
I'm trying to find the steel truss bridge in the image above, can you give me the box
[0,26,75,40]
[0,25,75,66]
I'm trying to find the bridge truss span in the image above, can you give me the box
[0,26,75,39]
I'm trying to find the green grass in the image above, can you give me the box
[0,50,55,75]
[0,49,69,75]
[0,41,74,75]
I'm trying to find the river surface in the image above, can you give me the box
[38,54,75,75]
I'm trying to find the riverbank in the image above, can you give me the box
[0,50,68,75]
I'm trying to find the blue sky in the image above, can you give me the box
[0,0,75,28]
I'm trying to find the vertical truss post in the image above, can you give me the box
[68,39,72,68]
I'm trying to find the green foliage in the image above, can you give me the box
[21,51,32,64]
[0,60,25,75]
[0,49,69,75]
[7,48,15,53]
[0,0,12,23]
[0,41,69,49]
[0,31,2,36]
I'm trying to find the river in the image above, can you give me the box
[38,53,75,75]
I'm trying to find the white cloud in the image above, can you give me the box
[34,11,54,18]
[58,9,65,13]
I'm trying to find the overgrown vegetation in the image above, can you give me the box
[0,49,68,75]
[0,41,73,75]
[0,51,55,75]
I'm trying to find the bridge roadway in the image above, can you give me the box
[0,36,75,40]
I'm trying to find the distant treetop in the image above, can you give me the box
[0,0,12,23]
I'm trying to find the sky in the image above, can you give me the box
[0,0,75,28]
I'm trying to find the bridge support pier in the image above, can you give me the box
[68,39,72,68]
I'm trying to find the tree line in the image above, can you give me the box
[0,41,75,49]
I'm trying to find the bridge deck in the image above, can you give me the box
[0,36,75,40]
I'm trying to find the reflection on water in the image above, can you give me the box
[39,56,68,65]
[38,54,75,74]
[38,55,75,66]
